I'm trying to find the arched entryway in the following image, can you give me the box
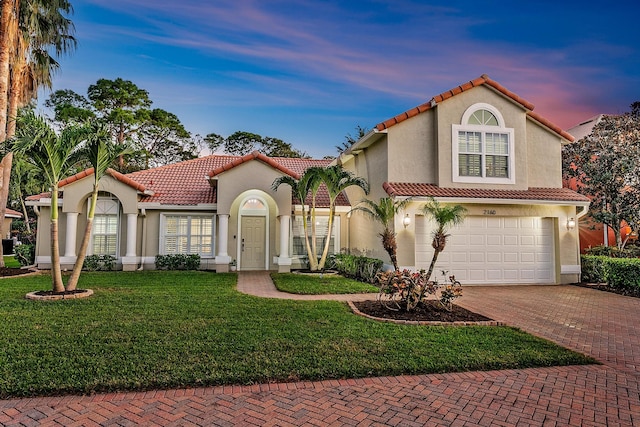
[237,196,269,270]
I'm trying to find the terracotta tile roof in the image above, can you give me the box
[208,151,301,179]
[5,208,22,218]
[375,74,573,142]
[128,153,344,206]
[383,182,590,203]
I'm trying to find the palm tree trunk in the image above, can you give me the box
[50,187,65,292]
[318,204,335,269]
[0,0,16,143]
[0,152,12,267]
[6,57,23,139]
[19,193,30,233]
[66,190,98,291]
[382,230,399,271]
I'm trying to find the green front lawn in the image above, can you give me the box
[3,256,20,268]
[271,272,378,294]
[0,271,594,398]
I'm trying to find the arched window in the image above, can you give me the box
[452,103,515,184]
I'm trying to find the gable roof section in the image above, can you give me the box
[5,208,22,218]
[208,151,302,179]
[374,74,574,142]
[383,182,590,203]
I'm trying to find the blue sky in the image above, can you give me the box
[46,0,640,158]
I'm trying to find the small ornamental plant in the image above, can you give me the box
[375,269,462,312]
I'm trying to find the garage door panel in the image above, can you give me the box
[416,216,555,284]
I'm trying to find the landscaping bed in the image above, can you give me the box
[352,300,492,322]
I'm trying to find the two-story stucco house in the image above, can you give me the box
[26,75,589,284]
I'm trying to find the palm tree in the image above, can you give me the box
[351,197,411,271]
[316,165,369,270]
[272,168,323,270]
[13,110,85,292]
[65,124,129,291]
[421,197,467,281]
[0,0,76,266]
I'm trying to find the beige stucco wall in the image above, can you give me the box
[387,110,438,185]
[526,120,564,188]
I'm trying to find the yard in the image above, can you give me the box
[0,271,594,398]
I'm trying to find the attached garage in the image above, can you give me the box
[416,216,555,284]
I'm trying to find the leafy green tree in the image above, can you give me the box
[562,104,640,248]
[205,131,307,158]
[317,165,369,269]
[13,110,86,292]
[351,197,411,271]
[45,79,197,171]
[66,124,130,291]
[421,197,467,281]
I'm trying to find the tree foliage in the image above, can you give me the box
[336,125,369,154]
[273,165,369,271]
[45,78,198,172]
[562,104,640,248]
[205,131,308,158]
[351,197,411,271]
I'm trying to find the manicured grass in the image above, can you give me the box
[0,271,595,398]
[3,256,20,268]
[271,272,378,294]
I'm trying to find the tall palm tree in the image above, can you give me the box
[65,124,129,291]
[13,110,84,292]
[0,0,76,266]
[421,197,467,281]
[317,165,369,270]
[351,197,411,271]
[272,168,323,270]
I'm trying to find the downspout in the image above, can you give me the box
[576,204,590,281]
[137,208,147,270]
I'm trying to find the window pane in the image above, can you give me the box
[486,133,508,155]
[468,109,498,126]
[163,215,213,256]
[486,155,509,178]
[458,131,481,153]
[459,154,482,176]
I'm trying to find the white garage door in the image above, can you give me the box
[415,216,555,284]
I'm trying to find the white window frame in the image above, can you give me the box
[90,199,120,256]
[452,103,515,184]
[159,214,216,258]
[290,214,340,260]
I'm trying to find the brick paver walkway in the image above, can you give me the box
[2,273,639,426]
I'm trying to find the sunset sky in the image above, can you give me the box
[47,0,640,158]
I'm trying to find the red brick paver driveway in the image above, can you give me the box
[1,276,639,426]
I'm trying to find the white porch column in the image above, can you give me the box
[125,213,137,257]
[122,213,139,271]
[277,215,292,272]
[216,214,231,270]
[64,212,78,258]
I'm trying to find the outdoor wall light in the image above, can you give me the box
[403,213,411,228]
[566,217,576,231]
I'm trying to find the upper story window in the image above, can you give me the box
[452,103,515,184]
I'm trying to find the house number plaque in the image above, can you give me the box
[483,209,497,215]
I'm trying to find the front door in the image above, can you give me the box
[241,216,266,270]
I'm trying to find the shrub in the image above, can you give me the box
[584,245,640,258]
[83,255,116,271]
[374,269,462,311]
[604,258,640,291]
[331,253,383,283]
[155,254,201,270]
[14,244,35,267]
[580,255,609,283]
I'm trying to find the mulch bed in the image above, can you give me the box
[0,267,32,277]
[32,289,90,297]
[352,299,493,322]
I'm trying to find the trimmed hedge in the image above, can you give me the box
[331,253,383,283]
[155,254,201,270]
[581,254,640,291]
